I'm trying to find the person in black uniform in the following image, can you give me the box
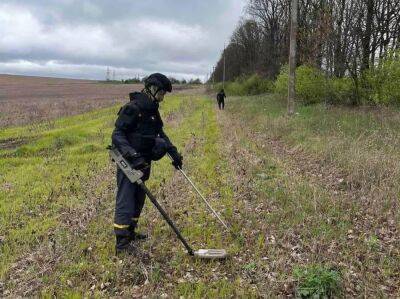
[111,73,183,254]
[216,89,226,110]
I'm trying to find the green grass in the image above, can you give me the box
[0,106,117,278]
[293,264,341,298]
[221,93,399,296]
[229,94,400,200]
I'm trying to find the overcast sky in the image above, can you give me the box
[0,0,246,81]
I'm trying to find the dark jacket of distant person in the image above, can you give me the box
[217,89,226,102]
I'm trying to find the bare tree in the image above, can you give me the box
[211,0,400,105]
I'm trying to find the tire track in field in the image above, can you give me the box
[216,110,295,297]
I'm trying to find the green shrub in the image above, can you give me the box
[275,65,329,105]
[214,75,273,96]
[365,52,400,105]
[293,264,342,298]
[275,64,289,95]
[241,74,274,95]
[215,50,400,106]
[296,66,330,105]
[328,77,356,105]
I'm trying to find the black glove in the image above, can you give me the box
[123,150,148,170]
[151,137,168,161]
[169,148,183,170]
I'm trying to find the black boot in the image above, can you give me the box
[128,225,148,241]
[115,236,136,255]
[132,231,148,240]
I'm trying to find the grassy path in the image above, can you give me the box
[216,94,399,297]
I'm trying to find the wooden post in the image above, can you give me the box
[288,0,298,115]
[212,66,215,89]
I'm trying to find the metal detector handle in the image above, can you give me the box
[108,145,143,183]
[138,182,194,256]
[167,153,230,231]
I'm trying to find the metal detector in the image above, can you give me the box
[108,146,228,260]
[167,154,235,237]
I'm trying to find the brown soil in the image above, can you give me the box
[0,137,31,150]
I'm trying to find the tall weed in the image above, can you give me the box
[293,265,342,298]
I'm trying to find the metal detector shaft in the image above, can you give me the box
[167,154,229,231]
[138,182,194,256]
[179,168,229,230]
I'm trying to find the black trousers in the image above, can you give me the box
[218,99,225,110]
[114,166,150,236]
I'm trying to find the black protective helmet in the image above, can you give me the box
[144,73,172,92]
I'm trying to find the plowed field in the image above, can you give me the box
[0,75,141,127]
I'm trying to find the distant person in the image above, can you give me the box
[111,73,183,255]
[217,89,226,110]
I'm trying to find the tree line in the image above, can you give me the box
[121,77,202,85]
[212,0,400,104]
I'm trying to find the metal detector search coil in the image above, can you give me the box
[194,249,228,259]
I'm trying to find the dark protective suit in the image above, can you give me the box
[111,91,177,237]
[217,91,226,110]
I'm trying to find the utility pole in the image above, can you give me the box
[213,66,215,87]
[106,67,110,81]
[212,66,215,88]
[288,0,298,115]
[223,43,226,89]
[211,68,213,87]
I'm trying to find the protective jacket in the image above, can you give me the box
[112,91,178,239]
[111,92,177,161]
[217,91,226,102]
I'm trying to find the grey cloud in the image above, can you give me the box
[0,0,246,80]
